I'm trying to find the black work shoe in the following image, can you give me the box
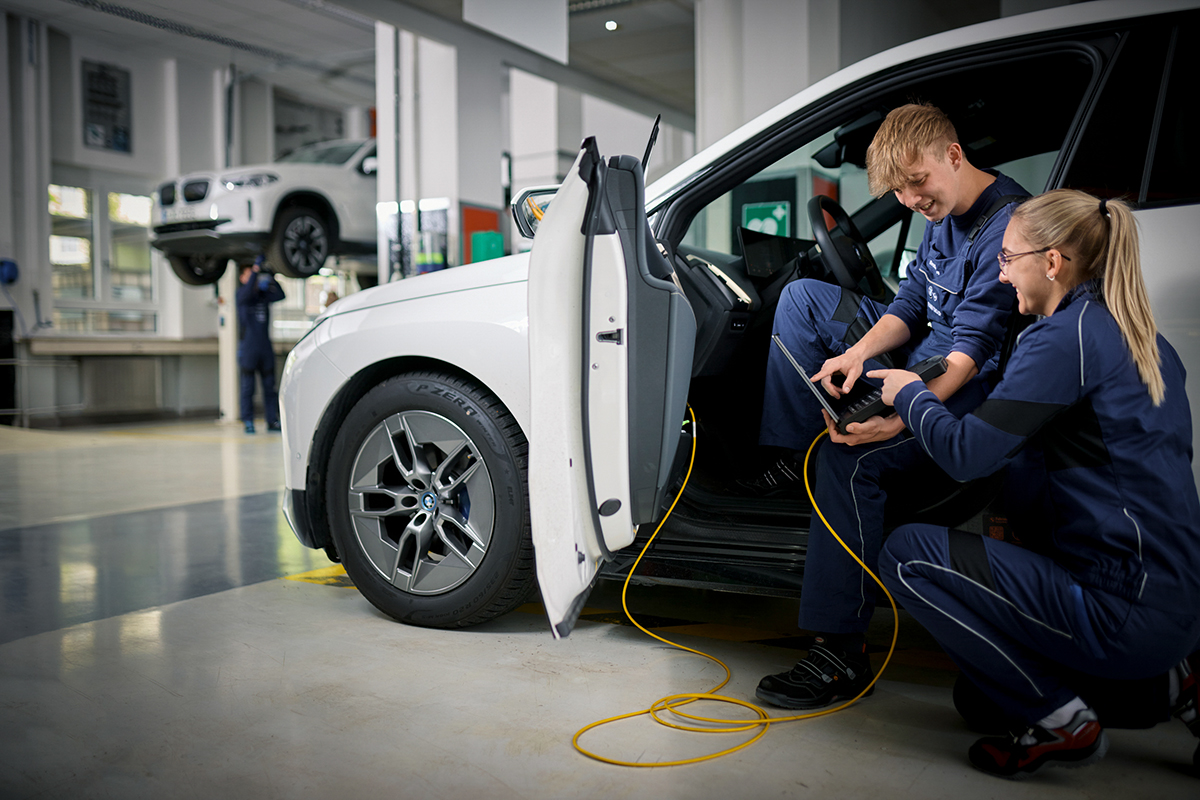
[968,708,1108,780]
[736,457,804,497]
[756,643,874,709]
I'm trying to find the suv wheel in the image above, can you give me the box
[167,254,228,286]
[326,371,535,628]
[269,207,329,278]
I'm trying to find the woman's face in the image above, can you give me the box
[999,221,1056,317]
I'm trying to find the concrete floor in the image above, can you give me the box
[0,421,1197,799]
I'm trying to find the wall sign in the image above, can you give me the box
[82,60,131,153]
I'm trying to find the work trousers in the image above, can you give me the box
[798,434,957,634]
[879,524,1200,724]
[239,348,278,427]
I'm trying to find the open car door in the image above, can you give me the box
[527,138,696,638]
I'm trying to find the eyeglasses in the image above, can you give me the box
[997,248,1070,274]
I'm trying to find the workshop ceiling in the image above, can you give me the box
[3,0,696,116]
[403,0,695,115]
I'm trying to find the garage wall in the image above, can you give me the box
[47,32,169,179]
[175,61,223,176]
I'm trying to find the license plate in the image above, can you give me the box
[162,204,200,223]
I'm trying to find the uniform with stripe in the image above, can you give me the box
[771,174,1028,636]
[880,283,1200,723]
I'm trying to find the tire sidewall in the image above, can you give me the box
[271,207,328,278]
[168,255,228,286]
[327,372,530,627]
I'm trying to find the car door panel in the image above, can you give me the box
[527,139,696,638]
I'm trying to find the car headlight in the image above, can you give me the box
[221,172,279,190]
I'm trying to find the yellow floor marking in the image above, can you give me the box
[285,564,356,587]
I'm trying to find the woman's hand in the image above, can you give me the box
[866,368,922,406]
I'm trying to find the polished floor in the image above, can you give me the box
[0,421,1196,798]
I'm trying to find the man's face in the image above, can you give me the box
[240,267,253,284]
[892,144,961,222]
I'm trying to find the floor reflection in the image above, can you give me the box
[0,491,323,645]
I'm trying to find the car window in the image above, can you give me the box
[1145,19,1199,207]
[679,48,1095,291]
[680,128,867,255]
[1063,26,1171,202]
[276,141,367,165]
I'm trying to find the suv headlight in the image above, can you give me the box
[221,172,279,190]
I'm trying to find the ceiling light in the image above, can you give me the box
[605,20,619,31]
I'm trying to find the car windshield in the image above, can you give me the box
[276,140,366,165]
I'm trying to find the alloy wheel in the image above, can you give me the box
[346,410,495,595]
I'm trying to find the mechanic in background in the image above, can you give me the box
[237,255,285,434]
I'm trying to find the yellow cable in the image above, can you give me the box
[572,415,901,767]
[527,195,545,221]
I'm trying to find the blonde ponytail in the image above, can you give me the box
[1011,190,1164,405]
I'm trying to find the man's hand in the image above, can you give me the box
[823,408,906,446]
[812,352,867,399]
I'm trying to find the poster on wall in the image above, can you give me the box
[82,61,131,154]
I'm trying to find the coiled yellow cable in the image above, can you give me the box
[572,409,901,766]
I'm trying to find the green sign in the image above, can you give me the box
[742,201,791,237]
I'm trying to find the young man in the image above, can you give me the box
[236,255,286,434]
[752,103,1030,710]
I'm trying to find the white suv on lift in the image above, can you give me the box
[152,139,377,285]
[277,0,1200,635]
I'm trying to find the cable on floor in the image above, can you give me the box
[572,411,900,767]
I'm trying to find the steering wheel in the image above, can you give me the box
[807,195,887,302]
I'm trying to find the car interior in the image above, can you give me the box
[609,45,1100,593]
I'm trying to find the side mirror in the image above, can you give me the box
[510,185,559,239]
[361,156,378,176]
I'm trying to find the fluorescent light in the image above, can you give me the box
[605,20,618,31]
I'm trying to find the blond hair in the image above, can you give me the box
[1010,189,1164,405]
[866,103,958,197]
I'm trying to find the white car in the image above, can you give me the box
[279,0,1200,635]
[152,139,377,285]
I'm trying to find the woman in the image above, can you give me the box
[869,189,1200,779]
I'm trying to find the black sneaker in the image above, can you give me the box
[968,708,1108,780]
[756,643,874,709]
[736,457,804,497]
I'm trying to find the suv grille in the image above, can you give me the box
[158,183,176,206]
[182,180,210,202]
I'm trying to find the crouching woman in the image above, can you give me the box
[870,189,1200,780]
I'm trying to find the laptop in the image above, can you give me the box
[771,334,946,434]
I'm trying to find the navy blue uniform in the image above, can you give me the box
[762,171,1027,450]
[781,173,1028,636]
[880,284,1200,723]
[237,272,285,427]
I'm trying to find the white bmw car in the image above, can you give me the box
[279,0,1200,636]
[153,139,378,285]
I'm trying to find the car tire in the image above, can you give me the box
[326,371,535,628]
[269,206,329,278]
[167,254,228,286]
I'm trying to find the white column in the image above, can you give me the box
[417,37,459,264]
[695,0,839,150]
[0,16,14,274]
[238,77,274,166]
[375,22,400,285]
[216,266,239,425]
